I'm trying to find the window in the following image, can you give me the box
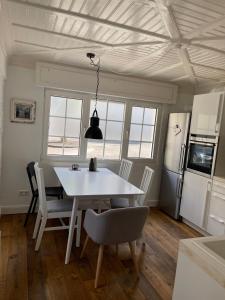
[128,106,157,158]
[87,100,125,160]
[47,96,82,156]
[44,90,159,161]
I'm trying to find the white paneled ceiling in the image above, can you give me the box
[2,0,225,92]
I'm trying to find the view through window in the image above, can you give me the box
[128,106,157,158]
[46,93,158,160]
[47,96,82,156]
[87,100,125,159]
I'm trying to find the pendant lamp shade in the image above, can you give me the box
[84,109,103,139]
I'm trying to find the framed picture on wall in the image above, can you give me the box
[10,99,36,123]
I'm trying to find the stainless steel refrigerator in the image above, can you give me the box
[159,113,191,219]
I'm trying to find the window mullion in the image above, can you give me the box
[80,96,90,160]
[122,101,131,159]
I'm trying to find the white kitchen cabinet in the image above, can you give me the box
[180,171,211,229]
[190,92,224,136]
[206,179,225,235]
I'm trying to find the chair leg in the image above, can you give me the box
[35,216,47,251]
[24,195,35,226]
[31,196,38,214]
[80,235,89,258]
[76,212,82,247]
[95,245,104,288]
[128,242,139,277]
[32,210,42,239]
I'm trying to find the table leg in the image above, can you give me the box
[65,197,79,264]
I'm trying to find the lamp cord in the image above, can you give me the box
[90,57,100,109]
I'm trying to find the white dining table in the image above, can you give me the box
[54,167,144,264]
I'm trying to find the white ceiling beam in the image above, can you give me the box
[191,35,225,42]
[170,74,189,81]
[7,0,170,41]
[190,42,225,56]
[13,23,165,51]
[120,43,172,72]
[191,62,225,74]
[185,15,225,39]
[13,23,112,47]
[155,0,197,84]
[178,47,196,83]
[14,40,105,53]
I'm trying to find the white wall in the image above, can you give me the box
[0,65,193,214]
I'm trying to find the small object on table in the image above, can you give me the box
[72,164,79,171]
[89,157,97,172]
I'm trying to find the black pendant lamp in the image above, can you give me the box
[85,53,103,140]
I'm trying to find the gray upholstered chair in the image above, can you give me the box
[80,206,149,288]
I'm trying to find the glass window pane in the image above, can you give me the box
[49,117,65,136]
[90,100,107,119]
[129,124,142,141]
[50,97,66,117]
[47,136,63,155]
[106,121,123,141]
[99,120,106,137]
[104,143,121,159]
[66,99,82,119]
[87,141,104,158]
[142,125,154,142]
[140,143,152,158]
[144,108,156,125]
[131,107,144,124]
[128,142,140,157]
[63,138,79,156]
[65,118,81,137]
[107,102,124,121]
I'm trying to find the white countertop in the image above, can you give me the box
[213,176,225,185]
[180,236,225,288]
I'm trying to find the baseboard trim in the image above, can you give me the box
[0,205,29,215]
[1,199,159,214]
[146,199,158,207]
[182,218,209,236]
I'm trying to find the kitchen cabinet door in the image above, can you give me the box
[180,171,211,228]
[190,93,224,136]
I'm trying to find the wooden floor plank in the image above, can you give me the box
[0,208,201,300]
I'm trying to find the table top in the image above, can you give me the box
[54,167,144,198]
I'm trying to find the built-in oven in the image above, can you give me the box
[187,136,217,177]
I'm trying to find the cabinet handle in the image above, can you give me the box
[209,214,225,224]
[215,94,223,133]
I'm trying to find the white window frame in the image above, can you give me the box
[87,98,126,160]
[42,89,162,163]
[123,100,162,163]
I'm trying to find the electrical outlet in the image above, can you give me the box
[18,190,30,197]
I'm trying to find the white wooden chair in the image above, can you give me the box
[110,166,154,208]
[32,162,82,251]
[118,159,133,181]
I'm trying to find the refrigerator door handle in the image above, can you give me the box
[176,177,183,198]
[178,144,186,172]
[176,177,180,197]
[178,178,183,198]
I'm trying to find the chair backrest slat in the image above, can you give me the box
[34,162,47,216]
[118,159,133,181]
[136,166,154,207]
[27,161,37,195]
